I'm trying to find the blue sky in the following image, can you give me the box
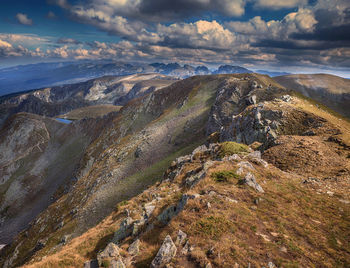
[0,0,349,75]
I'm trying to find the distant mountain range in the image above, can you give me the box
[0,61,254,96]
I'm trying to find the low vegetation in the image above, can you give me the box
[218,141,250,158]
[211,170,239,182]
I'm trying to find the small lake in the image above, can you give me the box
[55,118,72,124]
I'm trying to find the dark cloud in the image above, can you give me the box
[138,0,245,20]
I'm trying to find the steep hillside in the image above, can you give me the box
[0,74,176,126]
[1,74,349,268]
[274,74,350,118]
[0,112,117,245]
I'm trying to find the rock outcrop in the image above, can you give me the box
[150,235,177,268]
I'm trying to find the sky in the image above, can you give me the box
[0,0,349,75]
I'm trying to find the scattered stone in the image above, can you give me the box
[206,202,211,210]
[303,177,320,184]
[242,172,264,193]
[128,239,140,256]
[326,191,334,196]
[339,199,350,204]
[83,259,98,268]
[254,198,262,205]
[268,262,276,268]
[257,233,270,242]
[226,197,238,203]
[281,95,291,102]
[280,246,288,253]
[150,235,177,268]
[97,242,121,267]
[206,247,215,257]
[175,230,187,246]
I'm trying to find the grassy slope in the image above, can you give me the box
[274,74,350,118]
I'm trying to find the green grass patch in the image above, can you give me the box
[219,141,249,158]
[211,170,239,183]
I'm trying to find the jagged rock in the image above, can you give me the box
[192,145,208,155]
[132,218,146,236]
[175,230,187,246]
[248,151,261,159]
[246,95,257,105]
[267,262,276,268]
[128,239,140,256]
[60,235,69,244]
[281,95,291,102]
[185,161,215,187]
[242,172,264,193]
[97,243,121,267]
[172,155,191,167]
[185,170,206,187]
[251,81,258,89]
[206,202,211,209]
[143,203,156,219]
[54,220,64,231]
[224,154,241,161]
[134,147,142,158]
[34,239,47,251]
[181,241,193,255]
[158,194,197,224]
[150,235,177,268]
[236,161,255,175]
[84,259,98,268]
[113,217,134,244]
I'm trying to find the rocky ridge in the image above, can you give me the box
[1,73,349,267]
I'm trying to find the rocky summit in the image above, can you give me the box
[0,73,349,268]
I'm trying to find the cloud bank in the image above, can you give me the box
[2,0,349,72]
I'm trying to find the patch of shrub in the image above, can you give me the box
[211,170,239,182]
[219,141,249,158]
